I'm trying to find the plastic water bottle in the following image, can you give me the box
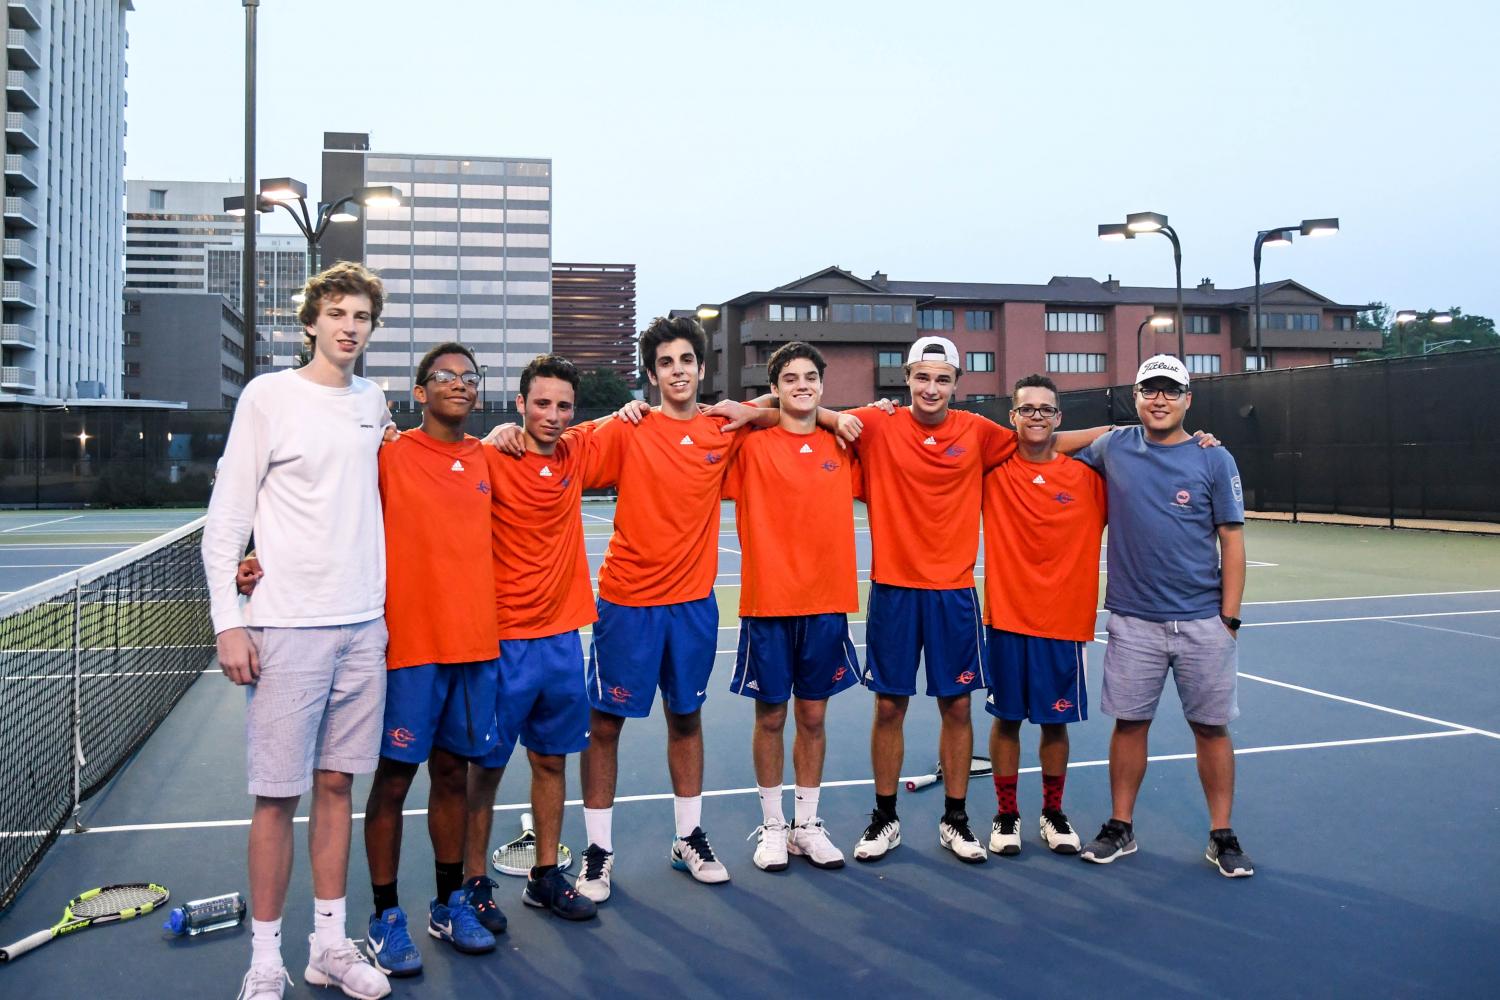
[163,892,247,936]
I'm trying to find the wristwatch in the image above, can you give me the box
[1220,614,1241,631]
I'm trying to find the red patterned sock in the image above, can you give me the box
[993,773,1018,815]
[1042,772,1066,812]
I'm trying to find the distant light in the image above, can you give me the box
[1431,312,1454,325]
[357,185,403,208]
[259,177,307,203]
[696,307,721,320]
[328,205,359,223]
[291,293,306,305]
[1097,223,1133,241]
[1149,315,1174,328]
[1125,211,1167,233]
[77,429,91,446]
[1263,229,1294,248]
[1300,217,1339,238]
[1394,311,1418,324]
[167,432,173,442]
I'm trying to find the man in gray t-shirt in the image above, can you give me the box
[1074,355,1254,878]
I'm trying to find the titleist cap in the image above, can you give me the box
[1135,354,1190,386]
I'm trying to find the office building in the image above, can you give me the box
[1,0,133,404]
[319,131,552,408]
[204,234,309,370]
[552,262,636,387]
[122,289,246,407]
[125,180,244,292]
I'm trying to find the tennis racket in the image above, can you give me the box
[0,883,170,962]
[903,754,993,792]
[490,812,572,877]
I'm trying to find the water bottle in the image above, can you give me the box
[163,892,247,936]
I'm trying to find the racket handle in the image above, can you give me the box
[903,774,938,792]
[0,928,55,961]
[520,812,534,832]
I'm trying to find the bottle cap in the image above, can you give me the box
[164,908,186,935]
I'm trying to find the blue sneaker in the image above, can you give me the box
[463,875,507,935]
[428,889,496,954]
[365,906,422,977]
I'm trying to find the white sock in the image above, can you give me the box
[794,785,820,826]
[757,785,785,825]
[250,917,282,969]
[584,806,613,853]
[312,897,345,953]
[673,795,702,838]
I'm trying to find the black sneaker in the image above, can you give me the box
[523,867,599,920]
[463,875,507,935]
[1080,820,1137,864]
[1206,830,1255,878]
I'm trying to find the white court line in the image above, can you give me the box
[0,544,131,550]
[1239,672,1500,740]
[1242,588,1500,607]
[16,728,1470,839]
[0,563,90,569]
[0,515,83,534]
[1382,618,1500,642]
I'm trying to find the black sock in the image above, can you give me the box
[944,796,968,823]
[435,861,464,902]
[1110,818,1134,834]
[372,881,398,916]
[875,793,898,820]
[529,863,558,881]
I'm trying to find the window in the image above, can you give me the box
[877,351,902,368]
[1332,356,1355,366]
[123,298,142,315]
[965,310,992,330]
[1186,354,1222,374]
[918,308,954,330]
[123,361,141,376]
[148,188,166,210]
[967,393,997,402]
[1334,315,1354,330]
[833,302,909,323]
[874,304,893,323]
[965,352,995,372]
[853,304,871,322]
[1260,312,1320,331]
[768,303,823,322]
[894,304,913,324]
[1186,314,1220,334]
[1244,354,1269,372]
[123,331,141,346]
[1045,352,1106,373]
[1045,311,1105,333]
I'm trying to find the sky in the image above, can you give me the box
[125,1,1500,324]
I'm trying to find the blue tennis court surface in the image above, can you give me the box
[1,506,1497,997]
[0,510,204,596]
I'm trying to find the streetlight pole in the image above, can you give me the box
[1252,218,1339,368]
[1135,315,1174,372]
[1100,211,1184,361]
[241,0,259,380]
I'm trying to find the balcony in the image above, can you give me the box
[4,112,39,148]
[0,366,37,391]
[877,366,907,389]
[7,1,43,31]
[1237,328,1383,351]
[5,70,39,108]
[739,364,767,388]
[6,29,41,69]
[0,323,36,348]
[739,317,918,346]
[3,196,39,229]
[2,280,38,307]
[711,330,726,352]
[4,154,38,188]
[3,238,37,268]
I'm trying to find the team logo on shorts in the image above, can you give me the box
[705,452,722,465]
[831,666,847,683]
[1053,491,1075,505]
[955,670,976,685]
[1051,698,1075,713]
[1174,489,1192,506]
[476,480,490,495]
[607,685,632,704]
[944,444,966,458]
[387,726,417,749]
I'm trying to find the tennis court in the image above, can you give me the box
[1,506,1497,997]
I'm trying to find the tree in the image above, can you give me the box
[1359,304,1497,359]
[577,367,635,409]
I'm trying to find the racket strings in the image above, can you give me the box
[73,885,165,917]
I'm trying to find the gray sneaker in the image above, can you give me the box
[1206,830,1255,878]
[1080,820,1137,864]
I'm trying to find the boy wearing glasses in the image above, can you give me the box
[980,374,1106,859]
[1075,355,1253,878]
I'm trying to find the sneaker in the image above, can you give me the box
[427,890,496,955]
[1040,809,1082,855]
[364,907,422,977]
[1206,830,1255,878]
[523,866,599,920]
[989,812,1021,856]
[304,934,391,1000]
[853,811,901,862]
[938,815,988,863]
[671,827,731,884]
[576,844,614,903]
[237,964,291,1000]
[1080,820,1137,864]
[463,875,507,935]
[749,819,790,871]
[788,818,845,870]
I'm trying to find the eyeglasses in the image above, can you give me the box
[1135,386,1187,401]
[425,370,481,388]
[1012,404,1060,418]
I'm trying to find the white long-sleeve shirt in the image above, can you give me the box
[201,368,390,634]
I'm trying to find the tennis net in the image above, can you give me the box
[0,516,213,912]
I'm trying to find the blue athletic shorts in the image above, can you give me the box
[380,659,500,763]
[864,583,986,698]
[983,628,1089,725]
[587,594,718,717]
[477,631,590,768]
[731,614,861,703]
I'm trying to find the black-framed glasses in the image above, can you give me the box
[425,370,481,388]
[1136,386,1187,401]
[1012,404,1060,418]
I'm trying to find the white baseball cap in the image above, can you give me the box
[1135,354,1190,387]
[907,335,961,372]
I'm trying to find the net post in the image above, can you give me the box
[70,582,86,833]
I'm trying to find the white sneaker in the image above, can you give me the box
[238,964,291,1000]
[788,818,846,870]
[671,827,731,884]
[939,818,988,864]
[989,813,1022,856]
[1040,809,1082,854]
[304,934,392,1000]
[749,819,790,871]
[853,811,901,862]
[576,844,614,903]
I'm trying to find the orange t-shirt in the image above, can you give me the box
[590,411,746,607]
[722,426,861,617]
[850,406,1016,590]
[981,453,1107,641]
[379,430,499,670]
[487,423,602,640]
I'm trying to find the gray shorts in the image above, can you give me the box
[244,618,389,797]
[1100,613,1239,725]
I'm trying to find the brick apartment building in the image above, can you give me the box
[697,266,1377,407]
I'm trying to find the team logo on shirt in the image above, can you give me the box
[944,444,966,458]
[560,476,572,488]
[1231,475,1243,501]
[1174,489,1192,507]
[1053,492,1075,505]
[956,670,976,685]
[387,726,417,749]
[821,460,840,473]
[1051,698,1075,713]
[607,685,633,704]
[705,452,722,464]
[451,460,465,472]
[476,481,490,495]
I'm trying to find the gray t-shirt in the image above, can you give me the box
[1077,426,1244,621]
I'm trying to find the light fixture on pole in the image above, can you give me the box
[1252,217,1339,367]
[1392,309,1453,355]
[1135,315,1175,373]
[1101,212,1185,360]
[1422,338,1470,354]
[225,181,403,275]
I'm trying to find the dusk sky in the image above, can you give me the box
[127,1,1499,323]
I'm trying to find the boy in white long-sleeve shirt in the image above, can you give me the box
[202,262,395,1000]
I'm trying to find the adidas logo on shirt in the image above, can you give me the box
[799,443,813,454]
[680,435,695,446]
[1032,474,1046,485]
[451,460,465,472]
[923,436,937,446]
[539,466,553,478]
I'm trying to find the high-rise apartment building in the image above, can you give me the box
[1,0,133,403]
[319,132,552,407]
[552,263,637,388]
